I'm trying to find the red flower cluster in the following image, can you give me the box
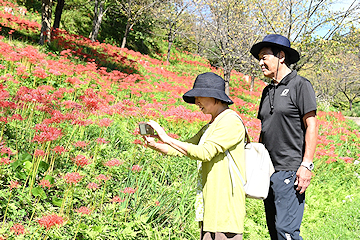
[0,157,11,165]
[122,187,137,194]
[10,223,25,235]
[96,174,111,181]
[73,155,91,167]
[32,125,62,143]
[34,149,45,157]
[73,141,89,148]
[37,214,64,230]
[87,182,99,190]
[64,172,84,185]
[110,196,125,203]
[10,180,20,190]
[52,146,67,155]
[104,158,123,167]
[131,165,142,172]
[76,206,91,215]
[1,146,13,156]
[98,118,113,127]
[96,138,109,144]
[39,179,52,189]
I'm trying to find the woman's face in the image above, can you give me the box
[194,97,216,115]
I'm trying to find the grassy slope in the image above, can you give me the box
[0,2,359,239]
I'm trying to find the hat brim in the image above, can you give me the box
[250,42,300,64]
[183,88,234,105]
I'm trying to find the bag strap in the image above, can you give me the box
[226,150,245,189]
[226,113,249,189]
[233,114,251,144]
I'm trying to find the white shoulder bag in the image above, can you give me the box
[227,114,275,200]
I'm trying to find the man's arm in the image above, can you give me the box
[296,110,318,194]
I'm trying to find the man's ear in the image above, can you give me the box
[278,50,286,63]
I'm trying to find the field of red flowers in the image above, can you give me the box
[0,1,359,239]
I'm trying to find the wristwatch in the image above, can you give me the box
[301,162,314,171]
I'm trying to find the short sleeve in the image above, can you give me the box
[295,78,317,117]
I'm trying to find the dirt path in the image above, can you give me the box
[345,117,360,126]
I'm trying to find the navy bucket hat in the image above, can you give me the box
[183,72,233,105]
[250,34,300,64]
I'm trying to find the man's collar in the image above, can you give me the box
[272,70,297,85]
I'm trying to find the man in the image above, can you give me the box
[250,34,318,240]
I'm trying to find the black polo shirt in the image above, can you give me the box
[257,71,317,171]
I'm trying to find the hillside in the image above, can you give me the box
[0,1,359,239]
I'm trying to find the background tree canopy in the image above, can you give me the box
[15,0,360,115]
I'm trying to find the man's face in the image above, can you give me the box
[258,47,280,79]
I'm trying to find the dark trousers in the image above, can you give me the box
[264,171,305,240]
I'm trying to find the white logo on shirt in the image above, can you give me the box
[280,89,289,96]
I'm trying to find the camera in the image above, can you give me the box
[139,123,154,135]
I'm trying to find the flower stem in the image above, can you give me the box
[1,190,12,227]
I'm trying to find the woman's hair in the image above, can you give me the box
[215,98,230,105]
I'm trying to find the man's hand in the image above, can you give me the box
[295,166,312,194]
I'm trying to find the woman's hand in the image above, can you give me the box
[147,120,171,144]
[142,135,169,154]
[143,135,158,149]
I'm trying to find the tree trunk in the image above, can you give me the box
[223,69,231,96]
[39,0,53,45]
[250,75,254,92]
[89,0,105,42]
[349,99,353,111]
[167,30,174,63]
[53,0,64,29]
[121,22,131,48]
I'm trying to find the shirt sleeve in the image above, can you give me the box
[296,77,317,117]
[167,124,207,157]
[187,114,245,162]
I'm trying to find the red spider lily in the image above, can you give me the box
[96,138,109,144]
[39,179,52,189]
[326,158,337,164]
[96,174,111,182]
[104,158,123,167]
[340,157,354,164]
[0,117,8,124]
[133,139,142,145]
[73,141,89,148]
[37,214,64,230]
[131,165,142,172]
[73,155,91,167]
[63,172,84,185]
[98,118,113,127]
[1,146,13,156]
[10,223,25,235]
[33,149,45,157]
[52,146,67,155]
[121,187,137,194]
[75,206,91,215]
[10,114,23,121]
[32,125,62,143]
[32,66,48,79]
[0,157,11,165]
[71,119,93,126]
[155,200,160,206]
[110,196,124,203]
[10,180,20,190]
[87,182,99,190]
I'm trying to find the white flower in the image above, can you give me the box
[354,160,360,165]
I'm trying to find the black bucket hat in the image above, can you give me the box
[250,34,300,64]
[182,72,233,105]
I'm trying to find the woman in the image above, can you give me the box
[143,72,246,240]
